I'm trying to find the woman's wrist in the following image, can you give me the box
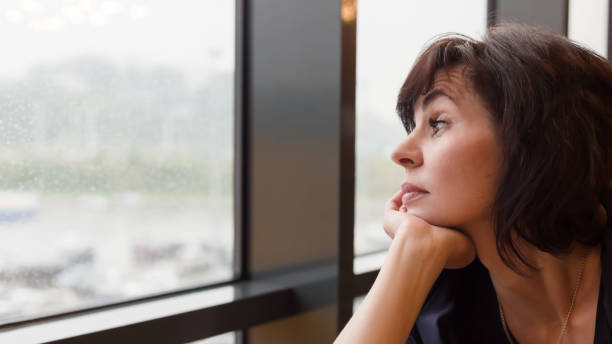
[393,223,449,271]
[394,220,476,270]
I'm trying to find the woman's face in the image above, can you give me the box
[390,67,503,231]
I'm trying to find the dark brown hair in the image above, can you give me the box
[396,23,612,272]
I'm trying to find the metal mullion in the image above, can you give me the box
[234,0,250,341]
[233,0,250,296]
[233,0,344,340]
[338,0,357,334]
[487,0,497,27]
[563,0,569,36]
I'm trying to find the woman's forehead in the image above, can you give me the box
[414,67,473,111]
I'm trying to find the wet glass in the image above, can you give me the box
[0,0,234,323]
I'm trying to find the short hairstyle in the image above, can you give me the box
[396,23,612,272]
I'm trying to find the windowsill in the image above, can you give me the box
[353,250,386,275]
[0,259,338,343]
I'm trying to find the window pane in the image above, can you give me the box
[568,0,609,58]
[353,295,365,314]
[186,332,237,344]
[354,1,487,258]
[0,0,234,323]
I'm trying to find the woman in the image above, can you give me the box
[335,23,612,343]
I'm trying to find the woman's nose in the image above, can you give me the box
[390,138,423,168]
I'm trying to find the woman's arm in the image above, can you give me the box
[333,227,447,343]
[334,190,475,343]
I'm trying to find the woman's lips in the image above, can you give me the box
[401,191,427,205]
[401,182,427,193]
[400,182,428,207]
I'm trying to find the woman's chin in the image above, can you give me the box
[405,210,463,229]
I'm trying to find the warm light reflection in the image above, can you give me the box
[341,0,356,23]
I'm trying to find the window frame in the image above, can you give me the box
[0,0,343,342]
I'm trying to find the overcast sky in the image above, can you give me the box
[0,0,234,83]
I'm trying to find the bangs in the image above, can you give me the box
[395,34,480,134]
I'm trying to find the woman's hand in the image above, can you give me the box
[383,189,476,269]
[335,190,475,343]
[335,189,476,343]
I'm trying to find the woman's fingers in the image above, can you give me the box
[385,189,404,211]
[384,188,477,269]
[383,189,407,239]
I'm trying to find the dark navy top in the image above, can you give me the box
[407,228,612,343]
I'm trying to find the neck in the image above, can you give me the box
[463,220,602,342]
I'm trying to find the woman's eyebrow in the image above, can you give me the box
[421,88,455,111]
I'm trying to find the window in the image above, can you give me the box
[0,0,234,323]
[187,331,236,343]
[354,0,488,259]
[568,0,609,58]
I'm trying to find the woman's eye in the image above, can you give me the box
[428,117,447,135]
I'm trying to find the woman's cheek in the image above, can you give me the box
[422,144,487,226]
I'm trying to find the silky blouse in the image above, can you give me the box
[406,227,612,343]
